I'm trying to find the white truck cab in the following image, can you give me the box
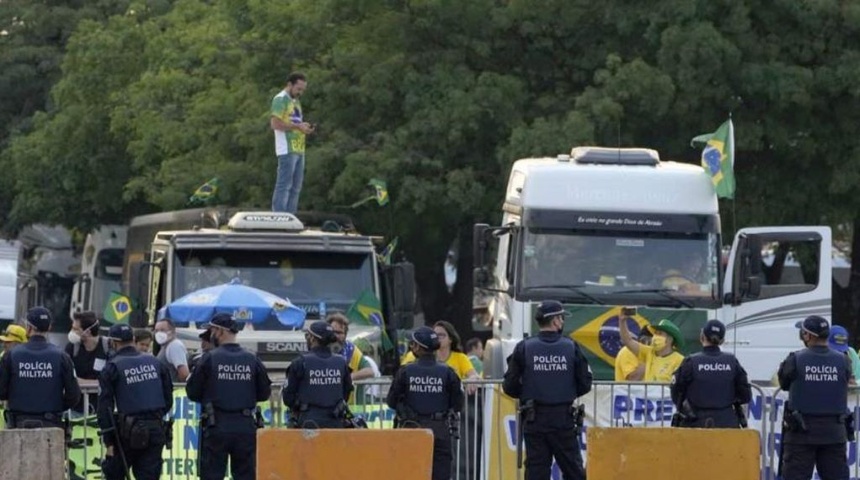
[474,147,832,383]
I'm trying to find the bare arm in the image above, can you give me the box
[176,365,190,382]
[619,314,641,355]
[351,367,375,381]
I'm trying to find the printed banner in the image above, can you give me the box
[483,384,860,480]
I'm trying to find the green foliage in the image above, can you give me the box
[4,0,860,321]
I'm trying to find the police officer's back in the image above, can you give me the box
[670,319,752,428]
[386,326,463,480]
[0,307,81,429]
[778,315,853,480]
[283,321,353,428]
[502,300,592,480]
[187,314,272,480]
[97,324,173,480]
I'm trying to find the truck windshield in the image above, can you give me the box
[173,250,375,321]
[519,229,721,308]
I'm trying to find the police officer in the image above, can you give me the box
[97,323,173,480]
[187,314,272,480]
[502,300,592,480]
[778,315,853,480]
[670,319,752,428]
[283,321,353,428]
[0,307,81,429]
[386,326,464,480]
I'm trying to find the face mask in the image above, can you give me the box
[651,335,667,351]
[155,331,169,345]
[67,331,81,345]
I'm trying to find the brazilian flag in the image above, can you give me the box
[346,290,394,351]
[692,119,736,199]
[368,178,389,206]
[377,237,399,266]
[188,177,220,206]
[104,292,133,324]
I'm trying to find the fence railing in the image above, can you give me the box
[58,379,860,480]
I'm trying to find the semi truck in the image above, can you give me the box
[473,146,832,383]
[69,225,127,319]
[10,225,81,342]
[131,209,415,373]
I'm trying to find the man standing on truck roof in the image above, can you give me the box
[619,311,685,382]
[270,72,315,213]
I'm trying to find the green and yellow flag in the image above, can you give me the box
[377,237,399,266]
[188,177,220,206]
[346,290,394,351]
[692,119,736,199]
[369,178,389,206]
[104,292,133,324]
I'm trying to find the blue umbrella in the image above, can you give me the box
[158,278,306,328]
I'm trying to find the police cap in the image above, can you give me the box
[307,321,336,345]
[107,324,134,342]
[535,300,570,323]
[702,319,726,340]
[26,307,52,332]
[795,315,830,338]
[210,313,240,333]
[411,326,440,351]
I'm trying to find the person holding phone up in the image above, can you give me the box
[618,307,685,382]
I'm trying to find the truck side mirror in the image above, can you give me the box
[473,224,490,288]
[384,262,416,329]
[745,276,762,299]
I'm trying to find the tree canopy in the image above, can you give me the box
[3,0,860,328]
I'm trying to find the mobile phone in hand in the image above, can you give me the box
[621,306,637,316]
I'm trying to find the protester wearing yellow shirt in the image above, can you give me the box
[401,321,479,393]
[619,313,685,382]
[326,313,374,381]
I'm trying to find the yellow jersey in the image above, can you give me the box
[614,346,640,381]
[401,350,475,380]
[637,344,684,382]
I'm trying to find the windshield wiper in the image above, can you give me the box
[613,288,695,308]
[523,285,605,305]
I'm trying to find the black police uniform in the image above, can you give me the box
[503,330,592,480]
[283,345,353,428]
[386,351,464,480]
[186,341,272,480]
[98,343,173,480]
[0,334,81,429]
[778,344,851,480]
[671,346,752,428]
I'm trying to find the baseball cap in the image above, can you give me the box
[107,324,134,342]
[795,315,830,338]
[535,300,570,321]
[209,313,239,333]
[828,325,850,353]
[0,325,27,343]
[307,321,335,343]
[26,307,52,332]
[702,319,726,340]
[411,326,440,351]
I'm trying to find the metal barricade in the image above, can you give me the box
[66,379,777,480]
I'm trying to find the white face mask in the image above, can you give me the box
[67,331,82,345]
[154,331,170,345]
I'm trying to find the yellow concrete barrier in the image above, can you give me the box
[257,428,435,479]
[587,427,760,480]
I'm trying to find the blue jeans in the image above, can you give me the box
[271,153,305,213]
